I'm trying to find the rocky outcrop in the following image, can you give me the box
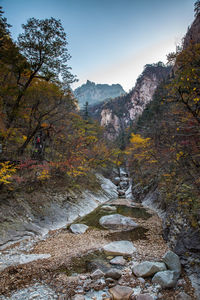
[183,14,200,48]
[89,63,170,140]
[74,80,125,108]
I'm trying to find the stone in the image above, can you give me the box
[109,285,133,300]
[118,190,126,197]
[101,205,117,212]
[105,277,116,284]
[120,181,129,189]
[114,177,121,185]
[175,292,192,300]
[152,270,179,288]
[73,295,85,300]
[132,261,167,277]
[162,251,181,275]
[99,214,138,231]
[110,256,126,266]
[103,241,136,256]
[90,268,105,280]
[138,277,145,284]
[105,268,122,280]
[136,295,154,300]
[69,224,89,234]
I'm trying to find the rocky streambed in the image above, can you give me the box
[0,173,197,300]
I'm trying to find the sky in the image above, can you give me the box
[1,0,196,92]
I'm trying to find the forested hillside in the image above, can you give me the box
[0,8,116,192]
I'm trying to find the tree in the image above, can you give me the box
[7,17,75,127]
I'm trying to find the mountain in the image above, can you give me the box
[89,62,171,140]
[74,80,126,108]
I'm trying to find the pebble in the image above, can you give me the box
[0,283,59,300]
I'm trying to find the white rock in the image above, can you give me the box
[70,224,89,234]
[103,240,136,256]
[99,214,138,231]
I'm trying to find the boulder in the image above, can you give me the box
[136,295,154,300]
[103,241,136,256]
[152,270,179,288]
[105,268,122,280]
[162,251,181,275]
[101,205,117,212]
[175,292,192,300]
[90,268,105,280]
[132,261,167,277]
[99,214,138,231]
[110,256,126,266]
[69,224,89,234]
[109,285,133,300]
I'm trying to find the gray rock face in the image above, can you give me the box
[110,256,126,266]
[162,251,181,275]
[99,214,138,231]
[105,268,122,280]
[103,240,136,256]
[132,261,167,277]
[109,285,133,300]
[69,224,89,234]
[152,270,179,288]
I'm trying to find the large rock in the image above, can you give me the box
[105,268,122,280]
[162,251,181,275]
[69,224,89,234]
[90,269,105,280]
[109,285,133,300]
[99,214,138,231]
[103,241,136,256]
[110,256,126,266]
[152,270,179,288]
[132,261,167,277]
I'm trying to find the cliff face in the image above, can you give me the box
[90,63,170,140]
[74,80,125,108]
[183,14,200,48]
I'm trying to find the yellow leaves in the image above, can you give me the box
[0,161,16,185]
[130,133,151,147]
[38,169,50,180]
[176,151,184,161]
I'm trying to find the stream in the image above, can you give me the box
[0,172,197,300]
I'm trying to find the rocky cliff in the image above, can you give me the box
[74,80,125,108]
[183,14,200,48]
[90,63,171,140]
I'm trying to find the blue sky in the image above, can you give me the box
[1,0,196,91]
